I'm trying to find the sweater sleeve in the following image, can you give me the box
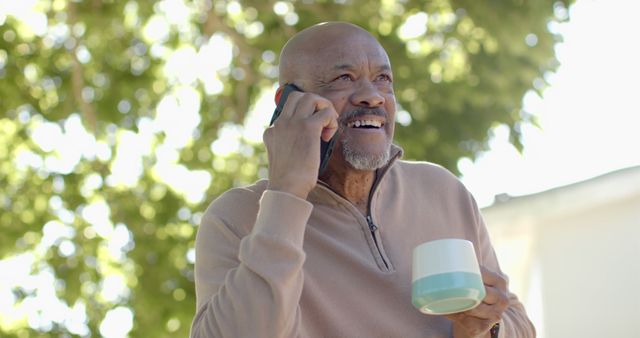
[190,190,313,338]
[472,197,536,338]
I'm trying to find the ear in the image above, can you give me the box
[274,86,284,105]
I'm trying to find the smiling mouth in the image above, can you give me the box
[346,119,384,129]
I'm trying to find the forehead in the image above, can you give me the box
[305,34,391,72]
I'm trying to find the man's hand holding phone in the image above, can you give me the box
[263,86,339,199]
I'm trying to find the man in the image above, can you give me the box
[191,22,535,338]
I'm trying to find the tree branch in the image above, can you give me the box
[68,1,97,134]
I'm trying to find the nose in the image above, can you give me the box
[350,80,385,108]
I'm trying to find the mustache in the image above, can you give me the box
[338,107,387,127]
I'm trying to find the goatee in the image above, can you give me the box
[341,139,391,171]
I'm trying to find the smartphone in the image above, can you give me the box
[270,84,336,176]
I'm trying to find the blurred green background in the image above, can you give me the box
[0,0,572,337]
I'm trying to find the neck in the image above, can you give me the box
[321,165,376,215]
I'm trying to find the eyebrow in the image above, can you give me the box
[332,64,356,71]
[332,63,392,72]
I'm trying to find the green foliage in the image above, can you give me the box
[0,0,572,336]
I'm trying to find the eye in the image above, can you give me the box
[335,74,354,82]
[376,74,393,83]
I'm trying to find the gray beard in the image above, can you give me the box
[341,139,391,171]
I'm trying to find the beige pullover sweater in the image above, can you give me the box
[191,149,535,337]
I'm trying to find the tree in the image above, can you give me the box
[0,0,572,336]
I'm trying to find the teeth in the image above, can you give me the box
[347,120,383,128]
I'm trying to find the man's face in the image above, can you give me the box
[299,33,396,170]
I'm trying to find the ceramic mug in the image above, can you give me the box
[412,238,486,315]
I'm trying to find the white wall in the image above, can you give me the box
[482,166,640,338]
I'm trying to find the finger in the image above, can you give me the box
[295,93,337,120]
[277,91,305,120]
[480,266,508,290]
[313,108,339,141]
[444,312,465,322]
[446,311,496,335]
[446,301,495,322]
[481,284,499,305]
[464,302,502,322]
[458,316,497,337]
[468,286,508,323]
[289,93,321,120]
[282,92,333,121]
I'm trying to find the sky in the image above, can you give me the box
[459,0,640,207]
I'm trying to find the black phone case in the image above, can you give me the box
[270,84,336,176]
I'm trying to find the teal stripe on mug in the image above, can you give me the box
[412,271,486,315]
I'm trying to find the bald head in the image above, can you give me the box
[275,22,397,172]
[278,22,389,86]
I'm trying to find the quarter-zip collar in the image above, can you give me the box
[310,144,403,272]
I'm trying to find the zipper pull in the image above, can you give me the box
[366,215,378,232]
